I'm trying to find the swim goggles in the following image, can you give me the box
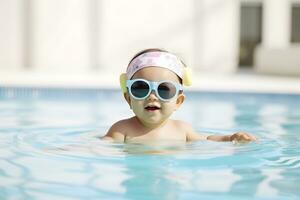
[126,79,183,101]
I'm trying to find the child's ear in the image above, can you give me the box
[123,93,132,109]
[175,93,185,110]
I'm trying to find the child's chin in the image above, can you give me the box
[142,116,163,124]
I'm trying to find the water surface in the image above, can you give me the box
[0,88,300,199]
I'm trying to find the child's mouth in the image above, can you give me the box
[145,105,160,111]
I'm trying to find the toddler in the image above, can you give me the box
[103,48,257,143]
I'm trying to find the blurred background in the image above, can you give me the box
[0,0,300,92]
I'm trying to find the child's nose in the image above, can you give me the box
[147,90,158,100]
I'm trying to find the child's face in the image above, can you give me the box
[125,67,185,128]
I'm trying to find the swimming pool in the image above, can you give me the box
[0,87,299,200]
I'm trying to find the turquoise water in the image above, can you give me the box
[0,88,300,200]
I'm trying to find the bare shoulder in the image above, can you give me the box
[102,119,130,142]
[172,120,193,131]
[172,120,208,142]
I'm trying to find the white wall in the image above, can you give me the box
[254,0,300,76]
[92,0,240,74]
[98,0,195,73]
[194,0,239,73]
[263,0,290,49]
[28,0,94,73]
[0,0,264,77]
[0,0,25,71]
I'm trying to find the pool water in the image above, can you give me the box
[0,88,300,200]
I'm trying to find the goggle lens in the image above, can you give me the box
[157,82,177,100]
[131,80,150,98]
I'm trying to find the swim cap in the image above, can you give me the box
[126,51,184,79]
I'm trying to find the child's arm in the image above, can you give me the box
[102,122,125,142]
[184,121,257,142]
[207,132,257,142]
[184,122,209,142]
[102,132,124,142]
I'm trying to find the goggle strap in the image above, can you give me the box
[183,68,192,86]
[120,73,127,93]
